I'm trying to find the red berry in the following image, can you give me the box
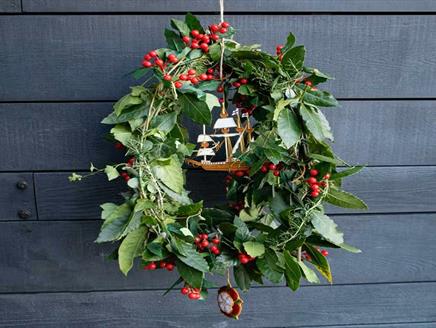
[212,238,220,245]
[210,246,219,253]
[166,263,175,271]
[148,262,157,270]
[268,163,276,170]
[127,157,135,166]
[200,233,208,240]
[239,78,248,85]
[304,254,312,261]
[219,98,224,103]
[159,261,167,269]
[188,69,196,75]
[179,74,188,81]
[235,170,245,177]
[207,68,214,74]
[260,165,268,173]
[310,191,320,198]
[321,249,329,257]
[143,54,151,60]
[201,240,209,248]
[232,82,240,88]
[114,142,124,150]
[181,287,189,295]
[199,73,208,81]
[207,74,214,80]
[149,50,158,57]
[190,77,199,84]
[307,177,317,185]
[163,74,172,81]
[219,27,227,34]
[174,81,183,89]
[212,248,220,255]
[276,44,284,52]
[200,43,209,52]
[323,173,331,180]
[191,30,200,38]
[210,24,219,33]
[239,255,249,264]
[188,292,200,300]
[142,60,152,68]
[155,59,164,67]
[221,21,230,28]
[182,36,191,43]
[124,175,130,182]
[305,80,313,87]
[217,86,224,92]
[201,35,210,43]
[168,54,178,63]
[311,184,319,191]
[194,236,201,243]
[310,169,319,177]
[190,42,199,49]
[196,33,204,40]
[273,170,280,177]
[210,34,220,41]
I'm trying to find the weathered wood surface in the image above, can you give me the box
[34,166,436,221]
[0,282,435,327]
[0,173,36,221]
[0,0,20,12]
[1,100,435,171]
[22,0,436,13]
[0,214,433,293]
[2,15,436,101]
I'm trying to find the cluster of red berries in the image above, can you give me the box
[306,169,330,198]
[260,162,283,177]
[303,80,318,91]
[142,50,176,70]
[182,21,230,53]
[302,248,328,261]
[120,171,130,182]
[143,260,175,271]
[175,67,216,87]
[231,78,248,88]
[276,44,284,60]
[229,200,244,212]
[238,253,255,264]
[180,285,201,300]
[194,233,221,255]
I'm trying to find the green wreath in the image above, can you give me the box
[70,13,367,319]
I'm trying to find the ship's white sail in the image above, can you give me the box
[210,133,240,138]
[197,148,215,157]
[197,134,214,143]
[213,117,237,129]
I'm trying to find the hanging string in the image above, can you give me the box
[219,0,225,98]
[219,0,224,23]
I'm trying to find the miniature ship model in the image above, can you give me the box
[186,105,253,172]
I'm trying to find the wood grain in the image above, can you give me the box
[0,282,435,327]
[0,0,20,12]
[0,214,434,293]
[1,100,435,171]
[22,0,436,12]
[34,166,436,221]
[2,15,436,100]
[0,173,36,221]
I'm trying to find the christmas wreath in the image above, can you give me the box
[70,13,367,319]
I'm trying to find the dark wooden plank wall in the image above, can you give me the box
[0,1,435,327]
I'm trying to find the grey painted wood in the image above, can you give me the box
[0,173,36,221]
[22,0,436,12]
[0,0,20,12]
[2,15,436,101]
[34,166,436,221]
[2,101,435,171]
[0,282,435,327]
[0,213,433,293]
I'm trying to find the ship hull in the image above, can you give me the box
[185,159,249,172]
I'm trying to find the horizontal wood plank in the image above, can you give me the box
[0,282,435,327]
[22,0,436,12]
[0,214,434,293]
[0,173,36,221]
[1,15,436,100]
[0,0,20,12]
[1,100,435,171]
[34,166,436,221]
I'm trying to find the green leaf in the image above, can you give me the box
[325,186,368,209]
[104,165,119,181]
[100,203,118,220]
[304,243,332,283]
[234,265,251,291]
[338,242,362,253]
[174,245,209,273]
[310,212,344,245]
[256,256,283,283]
[127,177,139,189]
[171,18,190,36]
[185,13,204,33]
[204,93,220,110]
[102,103,148,124]
[151,155,184,194]
[282,45,305,76]
[164,29,185,51]
[283,32,296,52]
[96,203,131,242]
[110,125,132,145]
[175,259,204,288]
[234,216,252,242]
[277,108,302,148]
[179,94,212,125]
[118,226,147,275]
[151,112,177,134]
[208,43,221,61]
[177,201,203,217]
[302,88,338,108]
[309,153,343,165]
[298,261,320,284]
[299,104,333,142]
[283,251,301,291]
[243,241,265,257]
[331,166,364,180]
[114,94,143,116]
